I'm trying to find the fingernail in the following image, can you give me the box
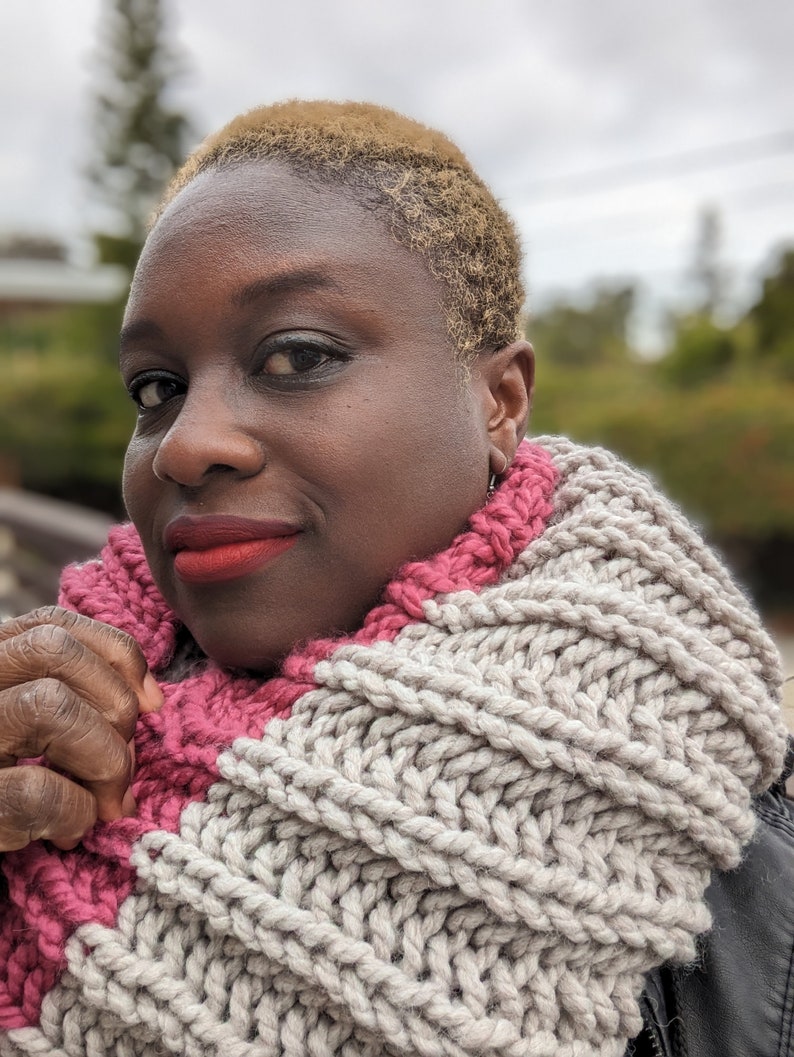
[140,671,164,713]
[121,788,137,817]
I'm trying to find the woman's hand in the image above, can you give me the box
[0,607,163,853]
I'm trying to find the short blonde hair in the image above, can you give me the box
[158,100,524,362]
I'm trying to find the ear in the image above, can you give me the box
[474,340,535,473]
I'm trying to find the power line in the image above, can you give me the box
[506,130,794,201]
[522,175,794,242]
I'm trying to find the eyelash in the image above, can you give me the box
[127,371,185,411]
[257,335,345,379]
[126,336,349,411]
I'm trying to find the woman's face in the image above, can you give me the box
[121,162,499,672]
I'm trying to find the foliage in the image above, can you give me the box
[87,0,191,269]
[530,355,794,609]
[655,312,738,388]
[526,285,635,367]
[656,244,794,388]
[748,247,794,380]
[0,0,192,512]
[527,247,794,597]
[0,316,134,514]
[531,364,793,538]
[1,180,791,611]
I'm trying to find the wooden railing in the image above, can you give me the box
[0,488,112,619]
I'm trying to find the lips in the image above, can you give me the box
[164,515,300,584]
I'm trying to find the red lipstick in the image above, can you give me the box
[164,516,299,584]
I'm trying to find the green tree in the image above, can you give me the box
[0,0,193,509]
[657,313,737,388]
[747,247,794,379]
[87,0,192,272]
[0,334,134,513]
[659,244,794,388]
[657,206,736,388]
[526,284,636,368]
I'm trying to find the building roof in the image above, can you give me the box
[0,259,128,305]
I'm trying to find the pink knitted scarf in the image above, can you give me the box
[0,441,558,1029]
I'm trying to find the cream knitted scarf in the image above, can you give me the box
[0,437,787,1057]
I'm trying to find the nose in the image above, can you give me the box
[151,385,266,487]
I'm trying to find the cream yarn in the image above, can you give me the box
[3,438,786,1057]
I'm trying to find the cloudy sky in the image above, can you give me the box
[1,0,792,341]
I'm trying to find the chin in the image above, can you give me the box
[187,623,282,676]
[175,588,374,676]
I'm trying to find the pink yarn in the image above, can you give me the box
[0,441,557,1028]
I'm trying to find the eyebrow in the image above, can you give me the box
[232,268,337,308]
[119,319,165,352]
[119,268,341,354]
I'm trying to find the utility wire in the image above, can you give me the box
[506,130,794,200]
[523,175,794,239]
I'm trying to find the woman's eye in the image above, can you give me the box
[129,375,184,410]
[261,345,332,376]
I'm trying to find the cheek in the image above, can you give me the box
[373,386,484,482]
[329,392,486,559]
[122,435,156,522]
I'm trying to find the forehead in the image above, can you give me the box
[126,161,451,346]
[135,161,427,290]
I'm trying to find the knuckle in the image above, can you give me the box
[21,623,77,661]
[2,762,44,808]
[23,627,96,689]
[0,628,70,687]
[95,624,148,684]
[0,766,95,845]
[3,679,78,760]
[30,605,74,626]
[0,766,51,834]
[8,606,76,636]
[16,677,67,720]
[100,622,142,662]
[36,678,80,729]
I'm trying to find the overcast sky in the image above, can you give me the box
[1,0,792,341]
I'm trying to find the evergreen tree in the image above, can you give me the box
[689,205,727,318]
[87,0,192,271]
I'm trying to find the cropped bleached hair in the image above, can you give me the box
[157,100,524,363]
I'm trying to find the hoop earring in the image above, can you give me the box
[487,451,509,499]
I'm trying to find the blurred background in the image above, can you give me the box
[0,0,791,708]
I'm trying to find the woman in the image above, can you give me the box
[0,101,790,1057]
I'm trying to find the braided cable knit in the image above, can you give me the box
[0,438,786,1057]
[0,441,555,1033]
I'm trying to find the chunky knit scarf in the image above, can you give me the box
[0,438,786,1057]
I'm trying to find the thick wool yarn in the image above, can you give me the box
[0,438,786,1057]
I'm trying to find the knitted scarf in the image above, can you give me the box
[0,438,786,1057]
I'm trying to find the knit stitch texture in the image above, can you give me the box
[0,438,787,1057]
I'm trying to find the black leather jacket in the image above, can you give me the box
[628,750,794,1057]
